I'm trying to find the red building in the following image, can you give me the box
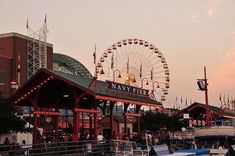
[9,69,161,144]
[0,32,53,97]
[178,102,235,127]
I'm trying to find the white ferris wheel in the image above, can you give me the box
[96,39,170,102]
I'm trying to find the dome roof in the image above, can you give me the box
[53,53,92,78]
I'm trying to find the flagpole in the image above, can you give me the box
[93,44,97,78]
[127,57,129,75]
[150,67,153,81]
[219,93,222,108]
[111,53,114,81]
[175,96,178,109]
[180,96,183,110]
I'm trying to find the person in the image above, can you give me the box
[147,134,152,146]
[154,136,159,145]
[3,137,10,151]
[86,133,90,140]
[97,132,105,143]
[79,129,86,141]
[21,140,30,155]
[63,135,68,142]
[4,137,10,145]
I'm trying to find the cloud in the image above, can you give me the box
[191,14,200,23]
[191,0,222,22]
[210,46,235,96]
[209,31,235,104]
[206,0,222,17]
[231,32,235,37]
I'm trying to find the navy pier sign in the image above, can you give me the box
[107,81,149,97]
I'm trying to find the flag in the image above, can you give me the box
[139,63,142,77]
[219,93,221,101]
[150,68,153,80]
[93,45,96,64]
[111,54,114,68]
[185,98,188,106]
[26,18,29,29]
[44,14,47,23]
[127,57,129,74]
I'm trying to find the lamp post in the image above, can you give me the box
[113,69,122,82]
[129,74,136,82]
[141,78,149,88]
[197,66,210,126]
[100,67,105,75]
[126,74,136,85]
[152,81,160,91]
[204,67,209,126]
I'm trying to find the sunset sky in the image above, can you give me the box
[1,0,235,108]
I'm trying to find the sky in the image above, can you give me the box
[0,0,235,108]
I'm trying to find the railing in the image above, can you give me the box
[169,131,194,140]
[194,126,235,137]
[0,140,110,156]
[0,140,148,156]
[111,139,148,156]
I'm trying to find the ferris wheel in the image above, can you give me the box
[96,39,170,102]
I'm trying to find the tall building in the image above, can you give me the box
[0,32,53,97]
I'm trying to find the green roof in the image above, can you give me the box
[48,69,161,105]
[53,53,92,78]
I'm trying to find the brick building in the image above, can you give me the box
[0,32,53,97]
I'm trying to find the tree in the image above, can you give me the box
[140,111,187,132]
[0,92,26,134]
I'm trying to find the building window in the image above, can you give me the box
[0,70,4,84]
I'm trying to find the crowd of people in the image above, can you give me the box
[0,137,31,155]
[0,129,171,154]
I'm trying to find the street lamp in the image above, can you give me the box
[141,78,149,88]
[152,81,160,91]
[125,74,136,85]
[197,66,210,126]
[100,67,105,75]
[128,74,136,83]
[113,69,122,82]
